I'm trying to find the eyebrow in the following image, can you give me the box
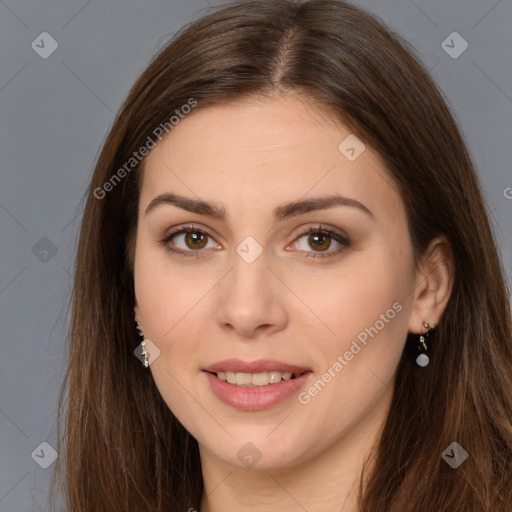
[144,192,374,221]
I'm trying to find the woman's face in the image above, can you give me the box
[133,93,422,471]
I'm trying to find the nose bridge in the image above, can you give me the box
[215,246,288,336]
[227,248,273,306]
[230,231,271,293]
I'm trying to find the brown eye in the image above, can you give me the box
[291,225,350,259]
[159,225,221,257]
[307,233,331,251]
[184,231,208,250]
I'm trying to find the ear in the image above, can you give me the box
[408,236,454,333]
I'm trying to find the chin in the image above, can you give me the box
[198,427,312,471]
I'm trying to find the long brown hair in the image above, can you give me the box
[51,0,512,510]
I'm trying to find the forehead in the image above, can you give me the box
[140,94,402,222]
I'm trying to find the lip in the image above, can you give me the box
[202,358,312,374]
[203,359,313,411]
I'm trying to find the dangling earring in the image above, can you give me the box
[416,321,435,367]
[135,319,149,368]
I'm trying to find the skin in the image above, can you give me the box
[133,92,453,512]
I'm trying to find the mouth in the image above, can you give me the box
[202,358,312,388]
[203,366,313,411]
[205,370,309,387]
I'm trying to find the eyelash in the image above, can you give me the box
[158,223,351,260]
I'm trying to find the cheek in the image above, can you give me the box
[293,265,409,441]
[318,251,410,336]
[133,252,209,417]
[134,241,213,339]
[134,255,207,416]
[302,250,413,403]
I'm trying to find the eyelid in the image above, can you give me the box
[159,222,350,259]
[159,223,219,257]
[291,224,350,243]
[286,224,350,259]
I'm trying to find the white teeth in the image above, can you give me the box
[252,372,270,386]
[215,371,294,387]
[235,372,252,386]
[268,371,282,384]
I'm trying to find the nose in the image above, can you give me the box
[215,255,288,339]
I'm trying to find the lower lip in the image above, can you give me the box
[203,371,312,411]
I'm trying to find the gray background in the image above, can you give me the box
[0,0,511,510]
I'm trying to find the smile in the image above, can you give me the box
[213,370,303,387]
[203,370,312,411]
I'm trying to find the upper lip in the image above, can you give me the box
[203,358,312,374]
